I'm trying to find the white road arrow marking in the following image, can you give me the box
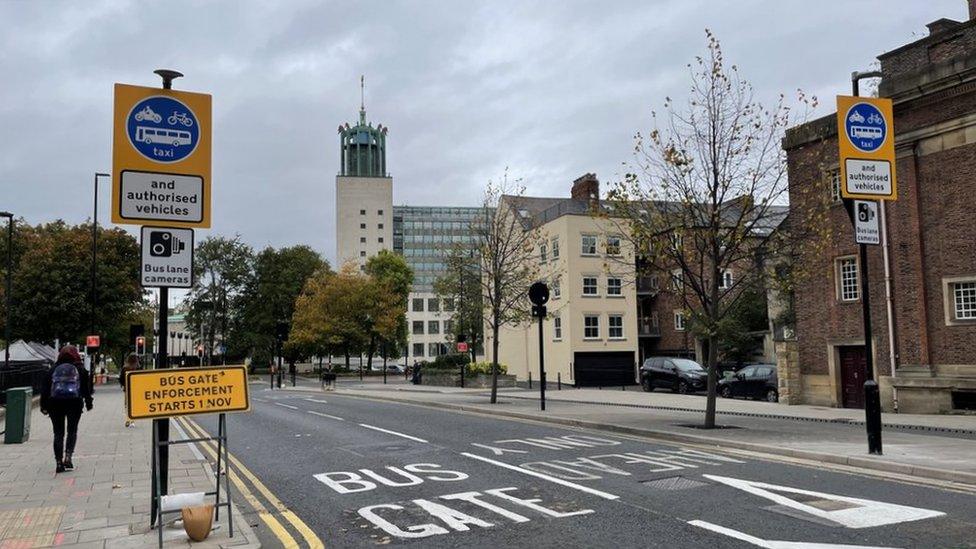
[688,520,900,549]
[703,475,944,529]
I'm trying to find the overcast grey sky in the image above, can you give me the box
[0,0,964,267]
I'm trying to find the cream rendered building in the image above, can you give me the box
[335,106,392,270]
[492,175,639,386]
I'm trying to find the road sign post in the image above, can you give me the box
[839,76,895,456]
[528,282,550,411]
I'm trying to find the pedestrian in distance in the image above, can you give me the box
[118,353,141,427]
[40,345,93,474]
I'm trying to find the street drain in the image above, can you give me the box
[641,476,709,491]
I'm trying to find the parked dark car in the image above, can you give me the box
[718,363,778,402]
[640,357,707,394]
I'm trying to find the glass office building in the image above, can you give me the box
[392,206,488,291]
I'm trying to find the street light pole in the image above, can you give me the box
[1,212,13,370]
[90,172,109,387]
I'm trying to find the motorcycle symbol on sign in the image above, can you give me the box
[134,106,162,123]
[168,111,194,127]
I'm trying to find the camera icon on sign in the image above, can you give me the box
[857,203,876,223]
[149,231,186,257]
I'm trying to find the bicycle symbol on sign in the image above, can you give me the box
[866,112,883,125]
[168,111,194,127]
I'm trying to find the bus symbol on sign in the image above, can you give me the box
[126,95,200,163]
[845,102,887,153]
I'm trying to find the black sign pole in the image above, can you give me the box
[538,309,546,411]
[849,72,883,455]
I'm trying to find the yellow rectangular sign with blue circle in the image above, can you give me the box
[112,83,212,228]
[836,95,897,201]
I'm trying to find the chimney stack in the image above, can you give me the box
[571,173,600,209]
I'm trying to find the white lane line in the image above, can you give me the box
[275,403,299,410]
[687,520,897,549]
[460,452,619,501]
[358,423,429,443]
[253,398,268,403]
[308,411,345,421]
[303,398,328,404]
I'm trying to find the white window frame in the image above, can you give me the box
[583,314,600,340]
[552,277,561,299]
[674,310,686,332]
[581,234,597,256]
[608,314,624,340]
[836,256,859,302]
[607,276,623,297]
[943,276,976,325]
[551,238,560,259]
[719,269,733,290]
[606,235,622,256]
[553,315,563,341]
[582,276,599,296]
[829,168,842,202]
[540,243,548,263]
[670,269,684,292]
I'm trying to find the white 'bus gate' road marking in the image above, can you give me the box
[688,520,898,549]
[703,475,944,529]
[460,452,619,501]
[359,423,429,443]
[308,410,345,421]
[274,403,299,410]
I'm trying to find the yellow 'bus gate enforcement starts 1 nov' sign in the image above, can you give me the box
[112,83,213,228]
[126,366,249,420]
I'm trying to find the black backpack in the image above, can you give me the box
[51,363,81,399]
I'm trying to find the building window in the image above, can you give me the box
[606,236,621,256]
[412,298,424,312]
[444,319,454,334]
[607,277,622,296]
[428,298,440,312]
[582,276,598,296]
[378,209,384,215]
[360,223,366,229]
[444,299,455,312]
[670,269,684,292]
[428,320,440,334]
[581,234,597,255]
[360,251,366,257]
[412,320,424,335]
[412,343,424,357]
[952,281,976,320]
[360,237,366,243]
[670,232,682,252]
[836,257,859,302]
[674,311,686,331]
[551,238,560,259]
[360,209,366,215]
[378,223,384,229]
[719,269,733,290]
[540,243,547,263]
[428,342,444,357]
[552,277,561,299]
[608,314,624,339]
[584,315,600,339]
[378,237,384,243]
[829,169,841,202]
[553,315,562,340]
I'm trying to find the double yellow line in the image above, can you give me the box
[178,416,324,549]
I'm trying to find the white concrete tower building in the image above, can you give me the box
[335,80,392,270]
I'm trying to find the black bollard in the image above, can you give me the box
[864,380,883,454]
[557,372,561,391]
[528,372,532,389]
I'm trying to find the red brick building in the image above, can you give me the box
[784,9,976,413]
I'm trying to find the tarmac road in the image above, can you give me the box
[189,387,976,548]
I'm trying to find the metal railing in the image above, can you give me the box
[637,276,660,295]
[638,318,661,337]
[0,362,48,405]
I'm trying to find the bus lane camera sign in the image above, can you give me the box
[126,366,249,420]
[836,95,897,201]
[112,83,212,228]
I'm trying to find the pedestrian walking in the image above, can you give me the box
[40,345,93,474]
[118,353,141,427]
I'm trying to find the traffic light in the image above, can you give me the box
[135,336,146,354]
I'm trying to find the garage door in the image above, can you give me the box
[574,351,636,387]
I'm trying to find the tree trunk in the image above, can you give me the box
[344,345,350,370]
[704,336,719,428]
[490,323,500,404]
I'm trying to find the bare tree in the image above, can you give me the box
[608,30,823,428]
[475,173,539,404]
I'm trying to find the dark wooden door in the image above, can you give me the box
[839,346,866,409]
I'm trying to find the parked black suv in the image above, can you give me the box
[718,363,778,402]
[640,357,707,394]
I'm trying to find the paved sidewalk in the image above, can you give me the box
[325,381,976,487]
[0,386,259,549]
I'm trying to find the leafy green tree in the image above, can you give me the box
[434,247,483,363]
[185,236,253,362]
[290,263,369,369]
[364,251,413,370]
[0,220,144,362]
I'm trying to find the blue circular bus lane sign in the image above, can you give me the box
[844,102,887,153]
[126,96,200,163]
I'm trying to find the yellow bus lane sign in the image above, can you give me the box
[112,83,212,228]
[126,366,249,420]
[836,95,897,201]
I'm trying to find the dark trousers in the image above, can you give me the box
[49,403,83,461]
